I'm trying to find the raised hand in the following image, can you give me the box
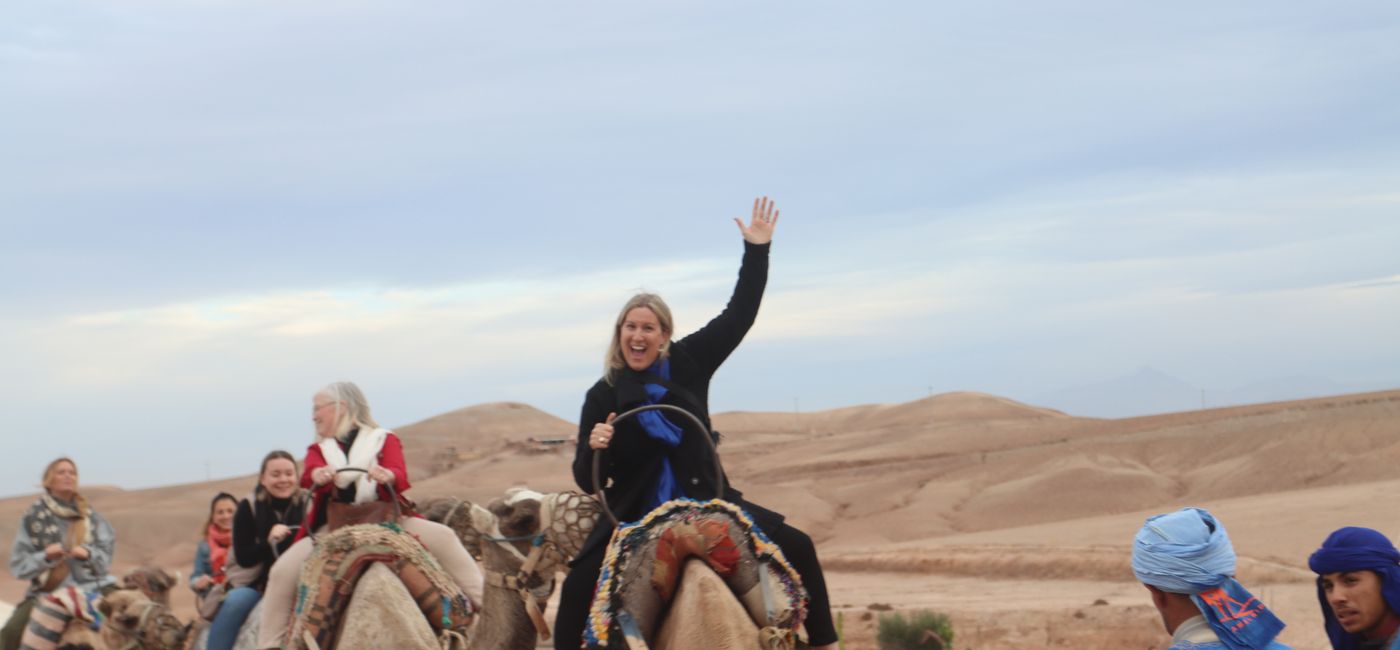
[734,196,780,245]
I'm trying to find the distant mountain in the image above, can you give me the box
[1034,366,1200,418]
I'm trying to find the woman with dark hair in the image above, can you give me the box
[555,198,839,649]
[191,493,237,597]
[1,457,117,650]
[201,451,306,650]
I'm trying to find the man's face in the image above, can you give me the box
[1322,570,1395,636]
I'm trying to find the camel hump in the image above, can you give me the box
[336,563,440,650]
[586,499,807,648]
[654,559,760,650]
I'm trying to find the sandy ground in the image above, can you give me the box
[2,389,1397,649]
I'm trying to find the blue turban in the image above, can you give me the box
[1308,527,1400,650]
[1132,508,1285,650]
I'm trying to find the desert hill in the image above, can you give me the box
[2,388,1397,649]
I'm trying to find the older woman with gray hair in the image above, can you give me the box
[257,382,484,650]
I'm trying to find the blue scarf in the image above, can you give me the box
[636,359,685,514]
[1132,508,1286,650]
[1308,527,1400,650]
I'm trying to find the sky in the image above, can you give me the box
[2,1,1398,497]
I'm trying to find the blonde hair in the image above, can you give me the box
[315,381,380,440]
[41,457,77,494]
[603,293,674,385]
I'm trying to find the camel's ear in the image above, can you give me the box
[97,594,114,619]
[469,504,497,534]
[506,486,546,505]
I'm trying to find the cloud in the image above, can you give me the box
[3,1,1399,496]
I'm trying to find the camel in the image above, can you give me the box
[281,520,474,650]
[119,567,177,607]
[654,559,769,649]
[582,498,808,650]
[421,489,600,650]
[17,568,187,650]
[97,588,188,650]
[273,484,790,650]
[323,563,445,649]
[18,585,187,650]
[426,487,804,650]
[187,577,431,650]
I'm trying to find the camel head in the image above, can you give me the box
[470,488,600,577]
[120,566,178,606]
[459,489,601,645]
[419,496,485,560]
[482,488,549,568]
[98,588,189,650]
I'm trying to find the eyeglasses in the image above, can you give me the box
[313,401,339,414]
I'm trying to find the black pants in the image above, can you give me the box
[553,520,836,648]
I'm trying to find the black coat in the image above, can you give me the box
[571,241,785,560]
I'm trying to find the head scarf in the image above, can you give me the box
[1132,507,1285,649]
[635,359,685,512]
[1308,527,1400,650]
[23,493,95,592]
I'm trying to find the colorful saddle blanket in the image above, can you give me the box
[20,586,102,650]
[288,522,474,650]
[585,498,808,649]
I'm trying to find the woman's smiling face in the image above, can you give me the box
[211,498,236,531]
[261,458,298,499]
[618,307,670,371]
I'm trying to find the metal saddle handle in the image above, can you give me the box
[591,403,727,527]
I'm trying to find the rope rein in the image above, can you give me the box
[477,491,598,642]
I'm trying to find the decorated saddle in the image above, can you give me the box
[585,499,808,649]
[287,522,474,650]
[20,586,103,650]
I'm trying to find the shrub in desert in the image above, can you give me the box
[876,609,954,649]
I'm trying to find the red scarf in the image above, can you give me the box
[206,524,232,584]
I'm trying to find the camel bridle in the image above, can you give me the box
[112,599,179,650]
[480,491,597,642]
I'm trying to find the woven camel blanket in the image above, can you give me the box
[585,498,808,649]
[288,522,474,650]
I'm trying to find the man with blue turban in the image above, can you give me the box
[1132,507,1291,650]
[1308,527,1400,650]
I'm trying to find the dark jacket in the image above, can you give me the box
[231,491,307,592]
[571,241,784,559]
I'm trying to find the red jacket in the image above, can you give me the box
[294,431,413,541]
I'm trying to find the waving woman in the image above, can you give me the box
[555,198,838,649]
